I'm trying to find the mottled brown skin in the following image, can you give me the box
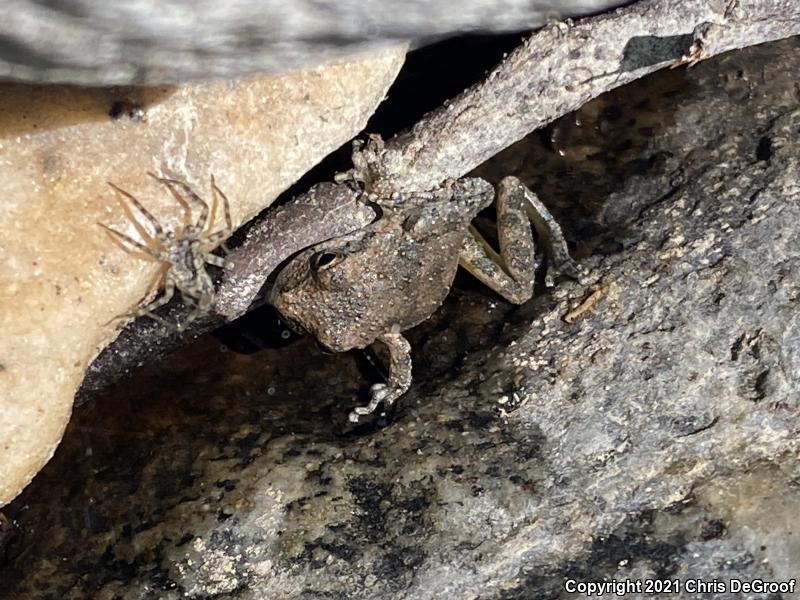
[270,166,578,422]
[270,178,493,352]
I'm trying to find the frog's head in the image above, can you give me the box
[268,227,400,352]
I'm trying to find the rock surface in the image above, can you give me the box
[1,38,799,599]
[1,0,626,85]
[0,46,406,508]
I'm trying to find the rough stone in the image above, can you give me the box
[0,46,406,507]
[1,37,799,600]
[0,0,627,85]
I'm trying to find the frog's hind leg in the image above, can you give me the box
[459,176,580,304]
[348,332,412,423]
[505,177,581,285]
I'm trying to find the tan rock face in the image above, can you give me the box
[0,46,406,507]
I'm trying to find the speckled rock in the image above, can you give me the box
[1,38,799,600]
[0,46,406,507]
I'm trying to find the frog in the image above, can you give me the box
[268,138,580,423]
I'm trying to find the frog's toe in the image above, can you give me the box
[370,382,389,395]
[348,383,390,423]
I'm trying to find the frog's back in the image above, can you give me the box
[388,219,467,332]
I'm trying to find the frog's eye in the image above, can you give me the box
[310,251,344,272]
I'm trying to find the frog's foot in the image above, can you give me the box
[458,175,582,304]
[348,331,412,423]
[334,134,387,193]
[335,134,428,201]
[348,383,392,422]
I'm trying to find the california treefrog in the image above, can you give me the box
[269,138,579,422]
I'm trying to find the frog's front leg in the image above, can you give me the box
[348,331,412,423]
[459,176,580,304]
